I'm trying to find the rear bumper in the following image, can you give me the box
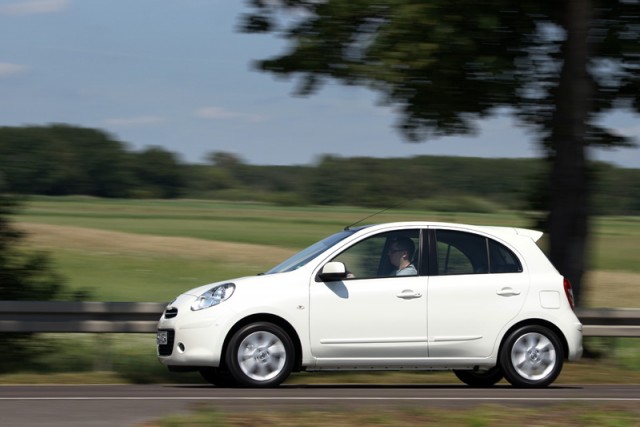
[567,321,584,361]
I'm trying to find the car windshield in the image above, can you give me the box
[265,229,356,274]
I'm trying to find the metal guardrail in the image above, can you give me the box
[0,301,165,333]
[0,301,639,337]
[577,308,640,337]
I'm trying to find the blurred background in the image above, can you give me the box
[0,0,639,389]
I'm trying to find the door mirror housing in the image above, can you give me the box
[318,261,348,281]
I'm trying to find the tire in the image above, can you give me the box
[225,322,294,388]
[199,366,237,387]
[454,366,503,387]
[500,325,564,388]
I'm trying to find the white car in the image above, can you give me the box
[157,222,583,388]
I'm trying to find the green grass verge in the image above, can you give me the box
[152,404,640,427]
[0,334,638,385]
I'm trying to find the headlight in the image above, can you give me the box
[191,283,235,311]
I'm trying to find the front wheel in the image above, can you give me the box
[500,325,564,388]
[225,322,294,388]
[454,366,503,387]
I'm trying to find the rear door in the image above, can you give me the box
[427,228,529,358]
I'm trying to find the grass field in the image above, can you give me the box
[14,196,640,305]
[3,196,639,388]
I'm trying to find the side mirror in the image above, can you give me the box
[318,261,348,281]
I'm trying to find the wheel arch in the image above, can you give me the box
[498,318,569,361]
[221,313,303,372]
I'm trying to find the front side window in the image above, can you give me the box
[330,230,420,279]
[265,229,356,274]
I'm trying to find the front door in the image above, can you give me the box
[309,229,428,364]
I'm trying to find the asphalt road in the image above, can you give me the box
[1,384,639,427]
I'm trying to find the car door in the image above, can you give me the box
[309,229,428,363]
[427,228,529,358]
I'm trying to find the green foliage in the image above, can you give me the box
[1,126,639,214]
[0,125,133,197]
[0,125,185,199]
[0,189,106,372]
[0,195,63,300]
[240,0,640,148]
[305,155,543,210]
[130,146,185,198]
[242,0,539,139]
[0,192,77,373]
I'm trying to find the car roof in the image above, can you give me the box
[349,222,543,242]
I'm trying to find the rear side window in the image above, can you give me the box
[489,239,523,273]
[434,230,522,275]
[435,230,488,275]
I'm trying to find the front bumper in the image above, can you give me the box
[156,296,229,368]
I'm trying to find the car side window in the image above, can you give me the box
[489,239,523,273]
[434,229,523,275]
[435,230,488,275]
[331,230,420,279]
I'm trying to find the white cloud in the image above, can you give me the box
[195,106,267,123]
[104,116,165,127]
[0,62,28,77]
[0,0,70,16]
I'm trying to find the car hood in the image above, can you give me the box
[179,269,305,298]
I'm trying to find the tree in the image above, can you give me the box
[132,147,186,198]
[0,125,134,197]
[240,0,640,306]
[0,192,67,372]
[0,196,62,301]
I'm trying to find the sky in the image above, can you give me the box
[1,0,639,168]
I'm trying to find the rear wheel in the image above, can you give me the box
[454,366,503,387]
[500,325,564,388]
[225,322,294,388]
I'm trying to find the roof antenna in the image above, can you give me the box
[344,200,408,230]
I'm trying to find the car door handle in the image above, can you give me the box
[396,290,422,299]
[497,287,521,296]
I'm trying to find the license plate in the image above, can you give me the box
[157,330,168,346]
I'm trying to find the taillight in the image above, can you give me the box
[563,277,575,309]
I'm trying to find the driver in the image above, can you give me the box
[388,237,417,276]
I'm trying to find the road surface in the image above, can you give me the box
[1,383,639,427]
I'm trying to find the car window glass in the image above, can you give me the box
[265,229,356,274]
[489,239,523,273]
[435,230,488,275]
[331,230,420,279]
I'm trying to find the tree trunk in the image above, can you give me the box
[546,0,593,306]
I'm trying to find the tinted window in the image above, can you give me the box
[435,230,488,275]
[489,239,523,273]
[434,229,523,275]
